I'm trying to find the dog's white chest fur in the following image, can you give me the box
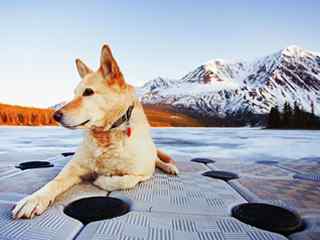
[83,126,155,177]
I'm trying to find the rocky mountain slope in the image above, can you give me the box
[140,46,320,125]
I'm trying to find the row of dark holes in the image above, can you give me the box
[14,155,303,235]
[191,157,303,236]
[63,197,302,236]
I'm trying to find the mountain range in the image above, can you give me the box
[139,45,320,126]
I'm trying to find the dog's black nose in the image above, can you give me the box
[53,111,63,122]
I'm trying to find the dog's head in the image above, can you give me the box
[53,44,134,130]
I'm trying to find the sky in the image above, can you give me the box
[0,0,319,107]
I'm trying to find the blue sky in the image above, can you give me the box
[0,0,319,107]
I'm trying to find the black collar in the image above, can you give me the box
[110,105,134,129]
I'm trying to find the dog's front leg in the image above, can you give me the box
[93,175,151,192]
[12,160,89,219]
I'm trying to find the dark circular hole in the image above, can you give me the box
[61,152,75,157]
[232,203,303,235]
[202,170,239,181]
[64,197,130,224]
[15,161,54,170]
[256,160,278,165]
[191,158,215,164]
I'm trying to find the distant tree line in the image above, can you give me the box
[267,101,320,129]
[0,103,57,126]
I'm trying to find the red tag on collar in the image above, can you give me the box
[126,127,132,137]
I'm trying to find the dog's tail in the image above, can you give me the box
[156,149,179,175]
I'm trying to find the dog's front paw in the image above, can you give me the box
[165,163,179,175]
[12,193,52,219]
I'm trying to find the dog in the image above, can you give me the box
[12,44,179,219]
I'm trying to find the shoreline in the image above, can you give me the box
[2,125,320,130]
[0,125,259,129]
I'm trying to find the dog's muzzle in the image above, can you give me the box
[53,110,90,129]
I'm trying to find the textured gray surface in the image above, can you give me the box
[293,174,320,182]
[208,159,320,240]
[1,156,315,239]
[175,160,210,173]
[0,167,22,181]
[207,162,294,180]
[110,172,246,215]
[0,192,26,204]
[0,167,62,194]
[0,198,82,240]
[55,182,108,206]
[289,215,320,240]
[75,211,288,240]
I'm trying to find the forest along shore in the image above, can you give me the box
[0,102,205,127]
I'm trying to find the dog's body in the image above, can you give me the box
[12,44,178,219]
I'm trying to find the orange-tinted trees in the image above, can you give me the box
[0,103,58,126]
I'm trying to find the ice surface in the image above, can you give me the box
[0,127,82,166]
[0,127,319,165]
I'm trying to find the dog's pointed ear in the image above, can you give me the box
[99,44,125,87]
[75,59,92,78]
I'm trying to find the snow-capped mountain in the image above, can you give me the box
[140,46,320,121]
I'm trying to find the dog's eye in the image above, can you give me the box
[83,88,94,96]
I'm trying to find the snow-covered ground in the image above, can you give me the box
[0,127,319,165]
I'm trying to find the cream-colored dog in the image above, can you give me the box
[12,44,179,219]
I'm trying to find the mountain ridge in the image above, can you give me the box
[140,45,320,125]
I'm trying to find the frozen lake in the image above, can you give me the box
[0,126,319,165]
